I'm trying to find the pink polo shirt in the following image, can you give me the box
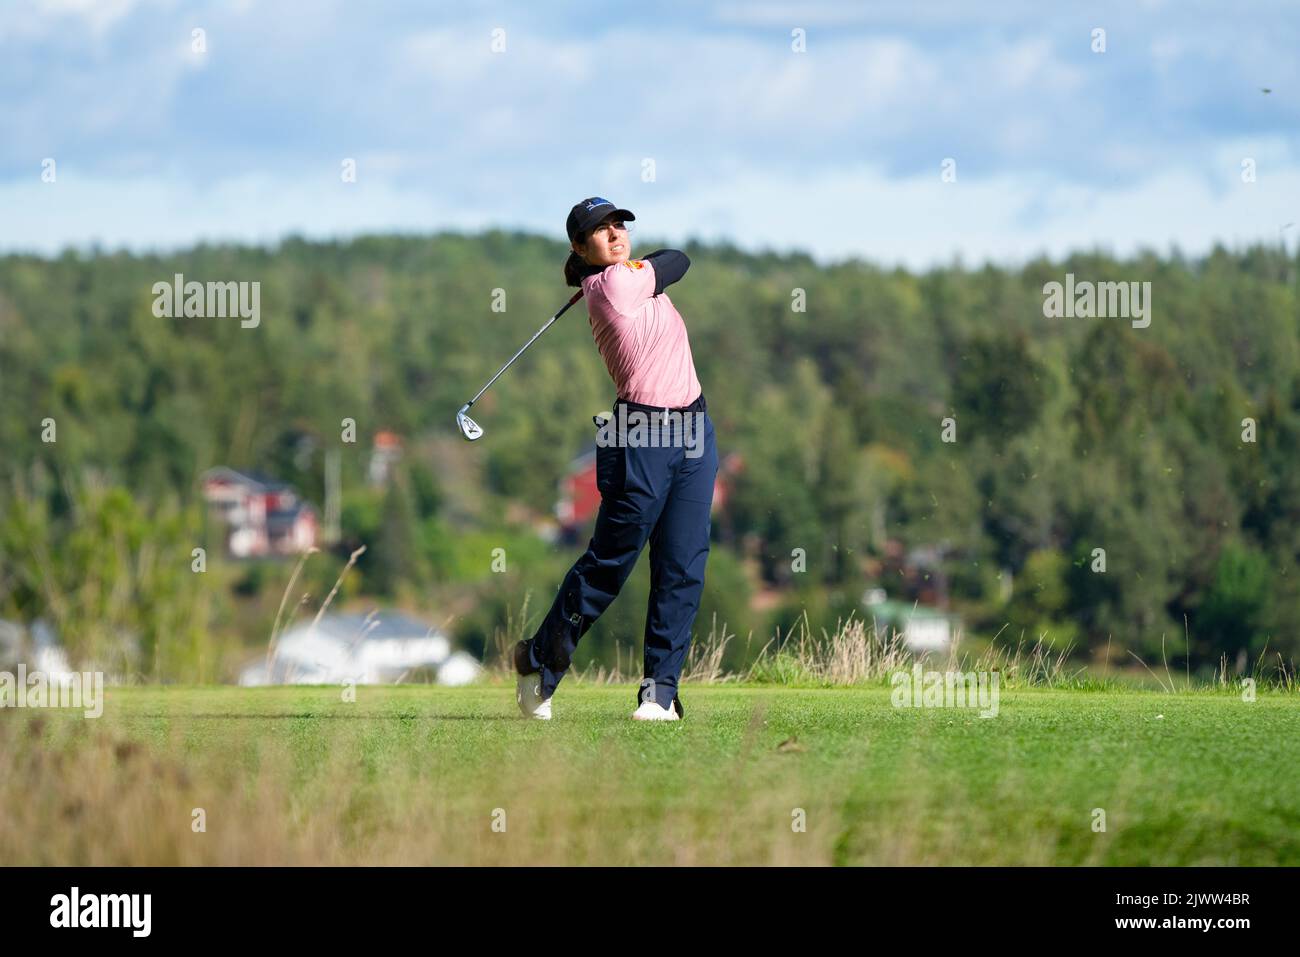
[581,258,702,408]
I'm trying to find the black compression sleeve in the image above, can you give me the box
[643,249,690,295]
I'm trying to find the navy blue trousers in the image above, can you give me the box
[528,394,718,710]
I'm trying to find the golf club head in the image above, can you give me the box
[456,404,483,441]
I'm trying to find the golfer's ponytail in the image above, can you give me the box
[564,250,585,288]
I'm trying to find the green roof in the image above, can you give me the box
[863,600,959,623]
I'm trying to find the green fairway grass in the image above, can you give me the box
[3,683,1297,865]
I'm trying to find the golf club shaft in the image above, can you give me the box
[463,291,584,408]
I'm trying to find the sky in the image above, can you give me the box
[2,0,1299,268]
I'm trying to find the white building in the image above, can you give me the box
[0,619,97,684]
[862,592,960,652]
[239,611,481,686]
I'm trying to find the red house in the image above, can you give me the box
[555,447,741,538]
[201,467,319,558]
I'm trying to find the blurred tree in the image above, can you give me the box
[1194,542,1272,662]
[372,465,427,597]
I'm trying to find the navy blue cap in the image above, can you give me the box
[566,197,635,242]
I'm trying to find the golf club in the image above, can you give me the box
[456,290,584,441]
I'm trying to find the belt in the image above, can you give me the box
[615,392,706,415]
[593,392,705,428]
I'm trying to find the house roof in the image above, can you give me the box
[288,612,445,644]
[865,600,959,622]
[566,446,598,473]
[201,466,292,492]
[267,501,318,527]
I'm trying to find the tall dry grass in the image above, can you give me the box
[489,598,1300,693]
[488,599,1100,690]
[0,703,839,865]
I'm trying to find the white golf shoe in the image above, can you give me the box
[516,673,552,720]
[631,698,680,721]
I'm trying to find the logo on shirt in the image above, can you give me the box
[623,260,645,270]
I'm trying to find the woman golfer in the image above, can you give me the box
[514,197,718,721]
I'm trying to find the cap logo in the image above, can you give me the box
[585,198,612,211]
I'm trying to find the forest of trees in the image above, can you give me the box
[2,232,1298,681]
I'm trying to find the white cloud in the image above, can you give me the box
[33,0,144,34]
[3,1,1299,265]
[5,152,1297,271]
